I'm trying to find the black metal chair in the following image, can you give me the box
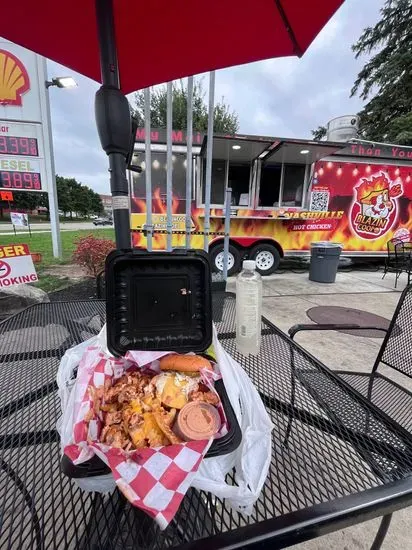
[288,284,412,433]
[281,287,412,550]
[395,241,412,286]
[382,239,411,288]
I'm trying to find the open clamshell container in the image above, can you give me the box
[62,249,241,478]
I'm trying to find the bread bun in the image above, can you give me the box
[160,354,212,373]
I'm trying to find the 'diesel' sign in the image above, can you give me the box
[0,244,38,287]
[0,40,53,193]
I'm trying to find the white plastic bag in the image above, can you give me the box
[56,325,273,506]
[191,327,273,514]
[56,329,116,492]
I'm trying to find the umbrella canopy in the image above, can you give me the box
[1,0,344,93]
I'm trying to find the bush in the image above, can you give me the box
[72,235,115,276]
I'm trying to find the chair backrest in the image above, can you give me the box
[387,239,397,254]
[386,238,399,263]
[395,240,412,259]
[375,284,412,379]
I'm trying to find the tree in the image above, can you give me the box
[88,189,104,215]
[55,175,72,216]
[55,175,104,218]
[351,0,412,144]
[311,126,327,141]
[132,80,239,134]
[0,176,103,220]
[38,192,50,218]
[13,192,44,211]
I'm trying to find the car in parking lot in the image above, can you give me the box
[93,217,113,226]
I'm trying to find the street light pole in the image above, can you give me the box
[43,60,62,259]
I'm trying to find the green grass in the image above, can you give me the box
[0,228,115,266]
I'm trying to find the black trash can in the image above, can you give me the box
[309,242,342,283]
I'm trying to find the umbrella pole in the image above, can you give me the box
[95,0,131,249]
[144,88,153,251]
[166,82,173,252]
[222,187,232,280]
[185,76,194,249]
[203,71,215,252]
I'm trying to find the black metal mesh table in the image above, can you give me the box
[1,296,412,550]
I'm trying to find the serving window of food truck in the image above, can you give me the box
[198,137,342,212]
[198,136,273,209]
[131,142,201,201]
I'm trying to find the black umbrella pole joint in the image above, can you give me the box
[95,0,132,249]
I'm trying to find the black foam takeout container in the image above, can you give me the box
[62,249,241,479]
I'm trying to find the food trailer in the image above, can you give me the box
[130,129,412,275]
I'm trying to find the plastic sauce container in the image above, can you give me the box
[174,402,221,441]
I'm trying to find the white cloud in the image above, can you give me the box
[309,16,342,51]
[258,57,300,91]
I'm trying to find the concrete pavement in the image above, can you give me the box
[228,268,411,549]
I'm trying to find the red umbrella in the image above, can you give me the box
[0,0,345,246]
[1,0,344,94]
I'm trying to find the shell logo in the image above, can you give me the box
[0,49,30,107]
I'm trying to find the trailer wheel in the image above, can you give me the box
[249,243,280,275]
[210,244,241,276]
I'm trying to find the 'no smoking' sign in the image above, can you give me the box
[0,245,37,288]
[0,260,11,278]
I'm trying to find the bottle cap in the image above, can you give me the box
[243,260,256,271]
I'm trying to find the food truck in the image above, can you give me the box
[130,129,412,275]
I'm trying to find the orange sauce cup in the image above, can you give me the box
[174,402,221,441]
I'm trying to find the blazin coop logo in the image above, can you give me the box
[350,172,403,240]
[0,49,30,106]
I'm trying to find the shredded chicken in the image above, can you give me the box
[189,390,220,406]
[100,425,129,448]
[87,359,220,450]
[118,385,141,403]
[105,411,122,425]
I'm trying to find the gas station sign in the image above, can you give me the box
[0,40,52,192]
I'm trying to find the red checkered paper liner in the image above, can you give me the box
[64,346,227,529]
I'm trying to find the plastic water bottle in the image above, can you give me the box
[236,260,262,356]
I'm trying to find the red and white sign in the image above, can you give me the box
[0,244,38,288]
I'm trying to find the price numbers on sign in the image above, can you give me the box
[0,136,39,157]
[0,171,41,190]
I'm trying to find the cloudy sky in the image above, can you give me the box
[48,0,383,195]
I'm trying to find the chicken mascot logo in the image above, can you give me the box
[350,172,403,240]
